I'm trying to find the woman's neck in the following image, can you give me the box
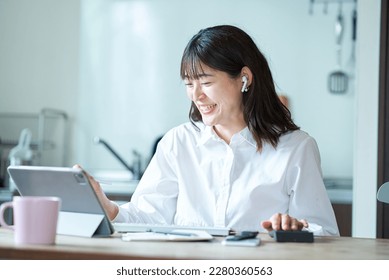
[213,121,247,144]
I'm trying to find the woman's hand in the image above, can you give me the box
[73,164,119,220]
[261,213,308,232]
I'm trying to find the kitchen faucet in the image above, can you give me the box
[94,137,142,180]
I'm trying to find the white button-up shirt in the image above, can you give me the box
[114,122,339,236]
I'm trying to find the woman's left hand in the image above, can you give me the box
[261,213,308,232]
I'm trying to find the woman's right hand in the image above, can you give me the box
[261,213,308,232]
[73,164,119,220]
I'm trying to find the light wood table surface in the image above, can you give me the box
[0,228,388,260]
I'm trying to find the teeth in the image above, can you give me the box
[199,104,216,113]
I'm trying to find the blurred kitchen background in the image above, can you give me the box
[0,0,382,238]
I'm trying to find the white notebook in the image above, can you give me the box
[122,230,213,242]
[113,222,232,236]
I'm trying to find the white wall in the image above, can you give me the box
[75,0,357,178]
[0,0,80,118]
[0,0,357,177]
[0,0,80,166]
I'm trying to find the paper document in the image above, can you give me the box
[113,222,231,236]
[121,230,213,242]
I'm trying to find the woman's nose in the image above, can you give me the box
[193,86,205,101]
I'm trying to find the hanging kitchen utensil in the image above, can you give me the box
[328,4,348,94]
[8,128,33,166]
[347,3,357,75]
[8,128,34,191]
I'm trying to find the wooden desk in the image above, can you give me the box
[0,228,388,260]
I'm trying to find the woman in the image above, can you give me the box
[87,25,339,236]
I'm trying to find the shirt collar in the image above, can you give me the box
[197,125,218,147]
[236,127,257,148]
[197,125,257,148]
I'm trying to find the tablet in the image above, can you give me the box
[7,165,114,237]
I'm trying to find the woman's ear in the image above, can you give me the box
[241,66,253,86]
[241,75,249,92]
[240,66,253,92]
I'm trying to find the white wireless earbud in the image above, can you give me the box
[241,76,248,93]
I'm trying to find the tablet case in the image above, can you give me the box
[7,165,114,238]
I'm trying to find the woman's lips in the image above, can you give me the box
[198,104,217,114]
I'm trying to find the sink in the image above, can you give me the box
[90,169,134,182]
[90,169,139,200]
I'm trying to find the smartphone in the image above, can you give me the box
[221,237,261,247]
[221,231,261,247]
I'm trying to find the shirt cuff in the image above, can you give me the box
[111,202,127,223]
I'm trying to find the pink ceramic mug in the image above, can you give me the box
[0,196,61,244]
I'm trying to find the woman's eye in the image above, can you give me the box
[185,83,194,88]
[201,82,212,86]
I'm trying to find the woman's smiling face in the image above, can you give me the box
[184,64,244,128]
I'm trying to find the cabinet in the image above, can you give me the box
[332,203,352,236]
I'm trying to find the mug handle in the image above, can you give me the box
[0,201,14,230]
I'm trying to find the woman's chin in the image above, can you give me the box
[201,118,216,127]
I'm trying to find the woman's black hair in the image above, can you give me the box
[180,25,299,151]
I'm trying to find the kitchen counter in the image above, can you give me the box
[100,180,138,203]
[324,177,352,204]
[100,176,353,205]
